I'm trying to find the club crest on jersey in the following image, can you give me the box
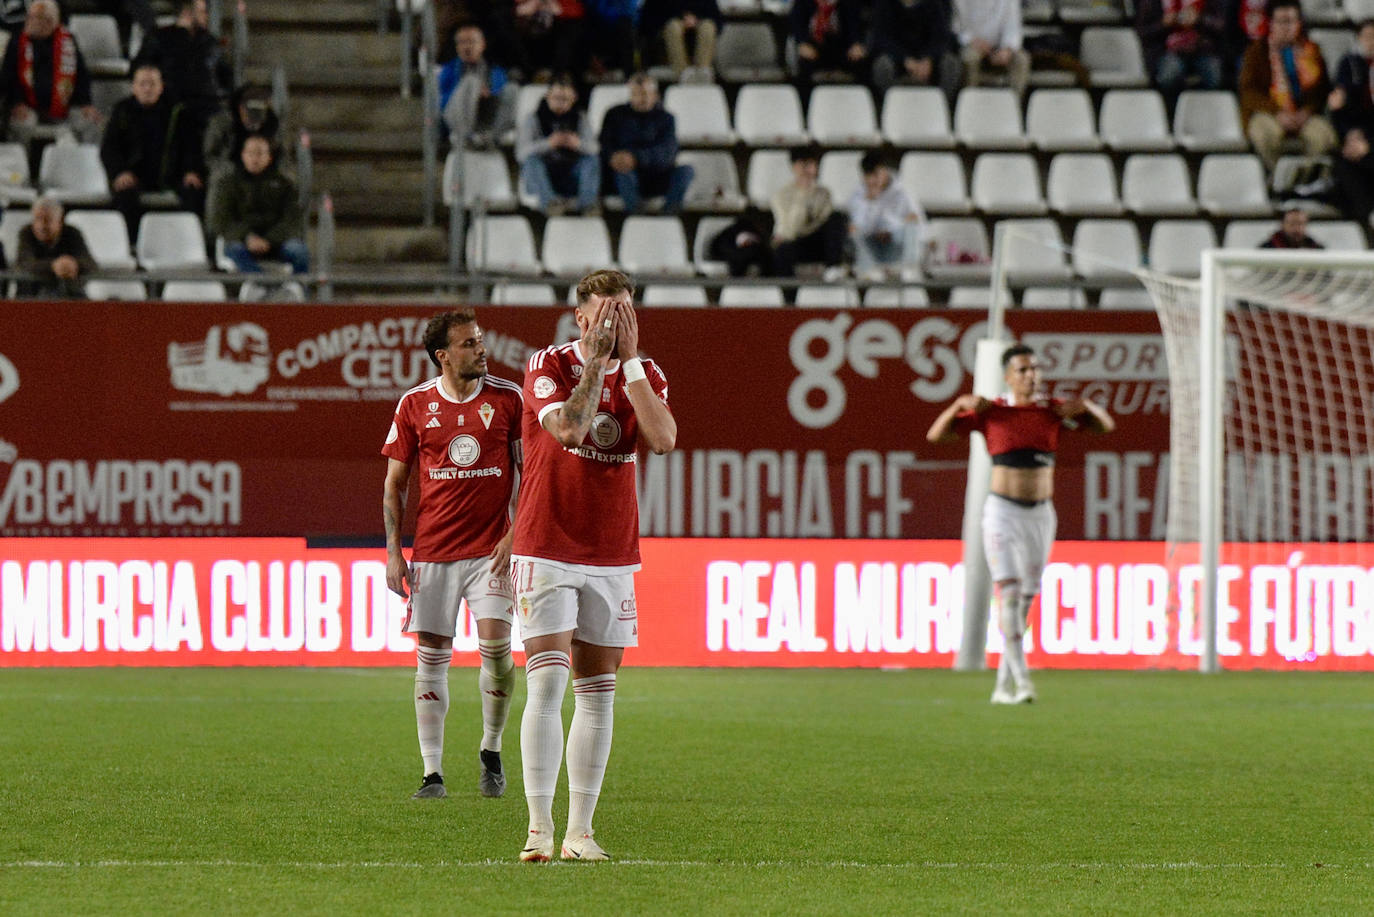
[427,401,439,413]
[601,386,612,402]
[589,412,621,448]
[571,364,583,378]
[457,415,465,426]
[479,402,495,429]
[448,434,480,467]
[424,416,441,429]
[533,376,556,399]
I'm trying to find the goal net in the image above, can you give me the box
[1144,251,1374,671]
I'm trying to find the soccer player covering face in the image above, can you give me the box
[511,269,676,862]
[926,344,1114,704]
[382,311,524,799]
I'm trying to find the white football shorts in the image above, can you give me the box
[404,557,515,636]
[982,493,1057,595]
[509,556,639,647]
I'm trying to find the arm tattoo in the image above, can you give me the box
[559,361,606,437]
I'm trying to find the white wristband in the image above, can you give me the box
[622,357,646,385]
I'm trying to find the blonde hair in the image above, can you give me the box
[575,269,635,305]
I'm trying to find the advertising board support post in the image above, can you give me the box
[954,223,1013,670]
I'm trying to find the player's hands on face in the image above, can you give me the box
[614,300,640,363]
[581,294,617,362]
[385,553,412,598]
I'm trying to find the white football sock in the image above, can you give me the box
[997,585,1031,691]
[522,650,570,833]
[414,646,452,776]
[477,636,515,753]
[566,673,616,839]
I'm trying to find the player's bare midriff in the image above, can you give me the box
[990,465,1053,503]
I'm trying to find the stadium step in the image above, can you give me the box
[326,226,448,265]
[240,0,382,28]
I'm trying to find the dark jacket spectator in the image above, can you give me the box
[598,73,693,214]
[1136,0,1226,94]
[639,0,722,79]
[15,197,97,299]
[100,63,207,241]
[206,134,308,275]
[203,83,280,176]
[1328,20,1374,140]
[137,0,230,123]
[1260,208,1323,248]
[587,0,639,76]
[1333,127,1374,224]
[789,0,870,87]
[869,0,958,96]
[1,0,100,142]
[514,0,589,81]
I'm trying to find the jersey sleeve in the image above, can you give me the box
[524,348,574,426]
[950,409,984,437]
[645,358,670,407]
[381,396,418,463]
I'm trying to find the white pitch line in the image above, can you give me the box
[2,860,1369,871]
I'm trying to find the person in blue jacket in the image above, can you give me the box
[437,22,518,149]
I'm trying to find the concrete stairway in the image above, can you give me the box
[239,1,446,276]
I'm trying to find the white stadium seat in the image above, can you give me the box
[693,215,735,276]
[664,84,737,145]
[862,285,930,307]
[1099,90,1174,151]
[1026,89,1101,150]
[678,150,747,211]
[954,88,1030,148]
[718,283,786,306]
[1220,219,1276,249]
[881,86,954,148]
[745,149,794,208]
[996,218,1072,282]
[1079,27,1149,88]
[617,215,692,275]
[1047,153,1122,215]
[587,84,630,135]
[136,212,208,269]
[925,217,991,282]
[69,14,128,76]
[971,153,1047,215]
[716,22,785,82]
[898,152,972,214]
[0,141,36,205]
[1197,154,1273,217]
[948,286,992,307]
[490,282,557,305]
[1306,220,1369,250]
[734,84,808,146]
[442,150,516,210]
[1174,91,1248,152]
[794,283,860,307]
[63,209,136,268]
[39,141,111,206]
[807,85,881,146]
[642,283,709,306]
[1072,219,1143,278]
[162,281,229,301]
[542,215,614,275]
[84,280,147,300]
[818,150,864,208]
[466,214,538,273]
[1122,154,1198,216]
[1098,286,1157,309]
[1021,286,1088,308]
[1148,220,1218,276]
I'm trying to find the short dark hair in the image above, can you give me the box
[575,269,635,305]
[423,310,478,367]
[790,143,823,164]
[1267,0,1301,18]
[860,149,895,175]
[1002,343,1035,368]
[132,61,162,79]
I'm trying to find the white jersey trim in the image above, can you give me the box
[512,553,641,576]
[538,401,566,424]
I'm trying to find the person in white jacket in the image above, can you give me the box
[845,150,927,281]
[954,0,1031,97]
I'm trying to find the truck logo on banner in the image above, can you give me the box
[168,323,271,396]
[0,353,19,404]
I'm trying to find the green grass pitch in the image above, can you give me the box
[1,667,1370,915]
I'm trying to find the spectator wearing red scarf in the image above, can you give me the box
[1238,0,1336,170]
[0,0,101,144]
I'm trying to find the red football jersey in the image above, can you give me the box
[512,341,670,568]
[954,398,1067,458]
[382,374,523,562]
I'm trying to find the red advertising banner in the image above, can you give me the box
[0,302,1171,541]
[4,537,1373,670]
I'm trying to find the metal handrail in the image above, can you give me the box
[231,0,248,89]
[420,47,438,227]
[296,130,313,215]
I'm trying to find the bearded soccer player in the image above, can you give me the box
[382,310,523,799]
[926,343,1114,704]
[512,269,676,862]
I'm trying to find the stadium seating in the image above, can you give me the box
[692,215,735,275]
[1306,220,1369,249]
[69,14,128,77]
[971,153,1047,215]
[948,286,993,307]
[1173,91,1248,152]
[794,283,860,307]
[807,86,881,146]
[1026,89,1101,150]
[861,285,930,307]
[1220,219,1276,248]
[1122,154,1198,216]
[1148,220,1218,276]
[881,86,955,148]
[1197,154,1273,217]
[135,212,208,269]
[1021,286,1088,308]
[679,150,747,211]
[1059,0,1128,24]
[642,283,709,306]
[161,281,229,301]
[718,283,785,306]
[0,209,28,263]
[443,150,516,210]
[1098,286,1156,309]
[542,215,614,275]
[734,84,808,146]
[664,84,737,146]
[1099,90,1174,151]
[617,215,692,275]
[490,282,557,304]
[925,217,991,282]
[63,209,136,268]
[1079,27,1149,88]
[84,280,148,300]
[39,142,111,206]
[954,88,1030,148]
[818,150,864,207]
[1047,153,1123,215]
[1072,219,1144,277]
[898,152,972,213]
[1310,28,1356,74]
[466,214,538,273]
[0,142,36,205]
[716,22,785,82]
[587,84,631,136]
[1306,0,1352,25]
[996,218,1073,282]
[745,149,793,208]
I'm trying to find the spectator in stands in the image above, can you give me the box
[15,195,96,298]
[638,0,722,82]
[100,62,206,243]
[0,0,102,144]
[845,149,926,281]
[1137,0,1226,97]
[203,83,279,177]
[1260,206,1323,248]
[138,0,229,131]
[438,22,518,150]
[1238,0,1336,170]
[517,75,600,215]
[598,72,693,214]
[771,143,848,279]
[1226,0,1268,82]
[514,0,588,83]
[206,133,309,278]
[788,0,871,91]
[869,0,960,101]
[434,1,524,74]
[1327,20,1374,141]
[953,0,1030,98]
[587,0,638,80]
[1332,127,1374,224]
[708,206,775,277]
